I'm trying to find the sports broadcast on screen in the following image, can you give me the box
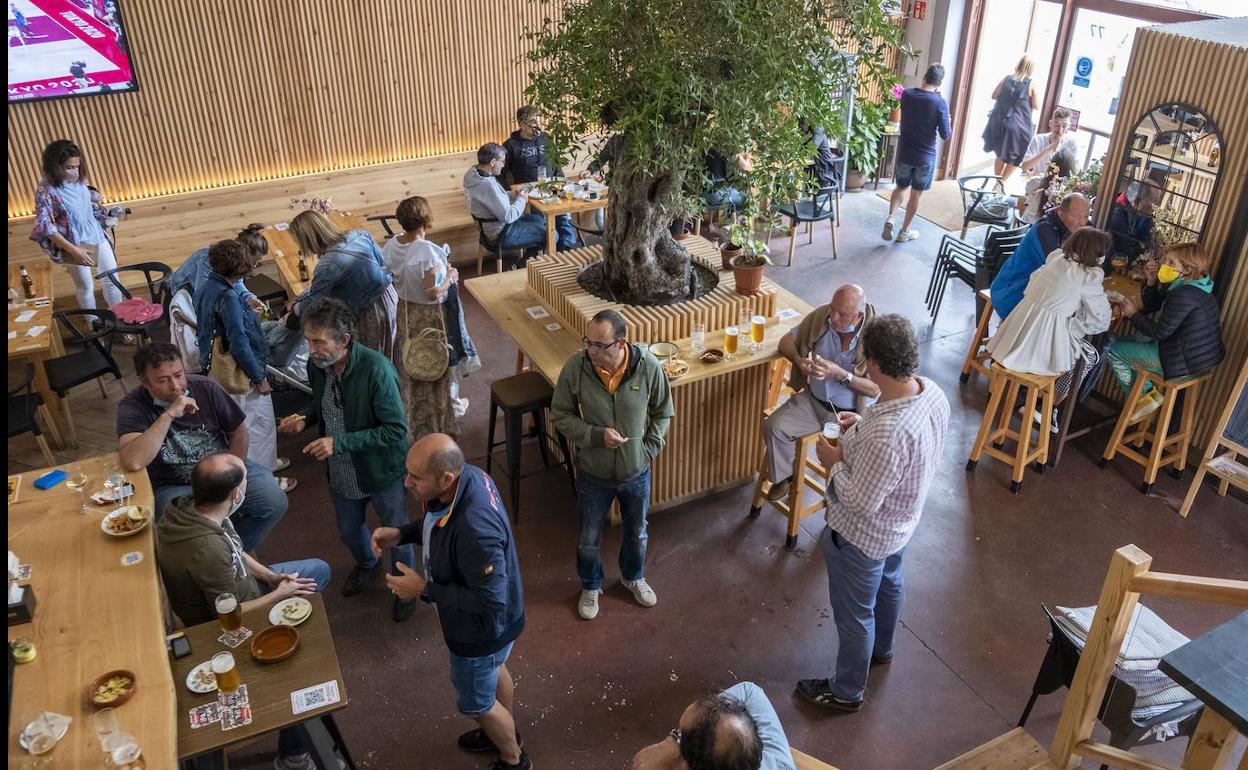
[8,0,138,103]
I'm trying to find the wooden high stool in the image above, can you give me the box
[485,371,576,521]
[966,364,1057,494]
[748,429,832,549]
[1099,365,1213,494]
[959,289,994,384]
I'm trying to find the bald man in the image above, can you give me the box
[372,434,530,770]
[762,285,880,502]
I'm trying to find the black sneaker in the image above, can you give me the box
[342,563,380,597]
[392,596,418,623]
[488,750,531,770]
[458,728,523,753]
[796,678,863,712]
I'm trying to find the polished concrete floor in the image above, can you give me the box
[199,190,1245,769]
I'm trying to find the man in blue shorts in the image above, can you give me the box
[883,64,952,244]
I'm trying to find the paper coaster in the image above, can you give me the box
[217,627,253,649]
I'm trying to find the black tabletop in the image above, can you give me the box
[1158,610,1248,736]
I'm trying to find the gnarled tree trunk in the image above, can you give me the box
[601,151,691,304]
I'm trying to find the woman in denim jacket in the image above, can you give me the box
[290,210,398,362]
[29,139,126,310]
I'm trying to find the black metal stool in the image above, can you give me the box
[485,371,576,520]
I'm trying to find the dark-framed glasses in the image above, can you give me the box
[582,337,619,350]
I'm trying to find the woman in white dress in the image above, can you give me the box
[987,226,1112,406]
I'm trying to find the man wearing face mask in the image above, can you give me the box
[761,284,880,502]
[277,296,418,622]
[117,342,287,551]
[1107,180,1162,260]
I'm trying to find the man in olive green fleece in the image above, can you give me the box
[552,309,674,621]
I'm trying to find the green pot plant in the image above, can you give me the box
[726,215,772,296]
[669,194,705,241]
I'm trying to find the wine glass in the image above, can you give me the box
[65,464,90,515]
[104,465,126,510]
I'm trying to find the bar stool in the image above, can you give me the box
[966,364,1057,494]
[485,371,575,521]
[960,289,994,384]
[1099,365,1213,494]
[748,429,832,548]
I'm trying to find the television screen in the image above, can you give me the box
[8,0,138,103]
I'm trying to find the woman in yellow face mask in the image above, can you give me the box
[1105,243,1226,422]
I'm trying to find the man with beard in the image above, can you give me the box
[277,296,416,622]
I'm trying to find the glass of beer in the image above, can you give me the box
[724,326,739,359]
[822,420,841,446]
[211,652,241,693]
[1111,254,1128,275]
[750,315,766,352]
[216,593,242,633]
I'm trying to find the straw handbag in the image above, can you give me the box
[402,301,450,382]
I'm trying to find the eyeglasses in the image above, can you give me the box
[582,337,620,350]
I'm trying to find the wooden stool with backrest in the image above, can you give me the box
[966,364,1057,494]
[1099,364,1214,495]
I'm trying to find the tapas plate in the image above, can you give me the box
[661,360,690,381]
[100,505,151,537]
[648,341,681,359]
[186,661,218,694]
[87,669,137,708]
[270,597,313,627]
[251,625,300,664]
[699,348,725,364]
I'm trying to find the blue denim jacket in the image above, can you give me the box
[195,272,269,383]
[169,247,257,300]
[297,230,392,315]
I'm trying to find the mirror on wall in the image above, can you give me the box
[1107,103,1222,260]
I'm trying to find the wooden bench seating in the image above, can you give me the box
[792,747,842,770]
[932,728,1058,770]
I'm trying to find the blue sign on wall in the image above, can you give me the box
[1072,76,1090,88]
[1076,56,1094,77]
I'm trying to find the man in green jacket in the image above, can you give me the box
[551,309,674,621]
[278,296,417,622]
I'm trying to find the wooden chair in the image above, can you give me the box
[966,365,1057,494]
[1099,364,1214,494]
[960,289,994,384]
[1179,358,1247,517]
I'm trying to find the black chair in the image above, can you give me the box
[43,309,125,447]
[957,175,1014,238]
[471,215,528,275]
[366,214,400,239]
[1018,605,1204,770]
[8,364,56,467]
[96,262,173,342]
[926,225,1028,322]
[484,371,576,522]
[245,273,287,306]
[772,184,839,265]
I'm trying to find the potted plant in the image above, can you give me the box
[726,217,771,295]
[887,83,904,129]
[844,100,888,190]
[669,194,703,241]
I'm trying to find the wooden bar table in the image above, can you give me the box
[268,212,372,298]
[7,261,68,447]
[516,181,609,257]
[7,453,176,768]
[466,238,814,511]
[1158,611,1247,770]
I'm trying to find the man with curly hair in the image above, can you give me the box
[795,315,949,713]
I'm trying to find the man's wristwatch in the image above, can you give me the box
[839,372,853,388]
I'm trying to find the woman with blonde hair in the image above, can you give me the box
[1109,242,1225,421]
[289,209,398,361]
[982,55,1039,181]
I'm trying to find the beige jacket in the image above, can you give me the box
[785,302,878,410]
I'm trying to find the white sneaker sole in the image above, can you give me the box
[578,591,601,620]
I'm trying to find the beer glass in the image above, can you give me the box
[211,651,241,693]
[724,326,739,359]
[1111,254,1128,275]
[216,593,242,633]
[822,421,841,446]
[750,315,766,352]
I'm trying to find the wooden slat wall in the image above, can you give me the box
[1094,20,1248,451]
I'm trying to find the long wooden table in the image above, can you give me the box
[7,453,176,768]
[267,211,371,298]
[7,261,69,447]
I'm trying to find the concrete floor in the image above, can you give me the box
[227,189,1247,770]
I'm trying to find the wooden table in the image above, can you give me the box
[466,262,814,510]
[170,594,353,768]
[7,261,69,447]
[1158,611,1247,770]
[268,212,371,298]
[517,181,609,257]
[7,453,176,769]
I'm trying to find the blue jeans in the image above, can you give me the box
[705,187,746,210]
[894,161,934,191]
[722,682,795,766]
[448,641,514,717]
[153,458,287,552]
[264,558,332,593]
[576,468,650,590]
[822,528,905,702]
[500,213,577,254]
[329,480,414,573]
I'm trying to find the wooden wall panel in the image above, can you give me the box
[1094,19,1248,451]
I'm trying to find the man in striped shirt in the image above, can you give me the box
[796,315,950,712]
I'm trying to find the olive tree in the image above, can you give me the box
[525,0,887,304]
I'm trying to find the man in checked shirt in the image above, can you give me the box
[795,315,949,712]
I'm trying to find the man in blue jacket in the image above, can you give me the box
[373,434,529,770]
[990,192,1089,318]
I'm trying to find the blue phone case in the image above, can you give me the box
[34,469,67,490]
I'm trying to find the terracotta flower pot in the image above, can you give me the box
[888,107,901,123]
[730,255,765,296]
[845,170,867,191]
[720,243,743,270]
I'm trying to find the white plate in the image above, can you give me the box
[270,597,313,626]
[185,660,217,694]
[20,713,70,753]
[100,506,152,537]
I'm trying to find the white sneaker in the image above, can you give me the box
[277,477,299,493]
[622,578,658,608]
[452,395,469,418]
[895,230,919,242]
[1031,409,1059,434]
[881,220,895,241]
[273,457,291,473]
[578,589,601,620]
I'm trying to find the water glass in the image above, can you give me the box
[690,321,706,355]
[93,707,120,750]
[66,464,90,515]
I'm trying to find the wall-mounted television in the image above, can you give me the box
[8,0,138,103]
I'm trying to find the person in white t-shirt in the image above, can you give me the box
[1021,107,1080,176]
[381,196,480,438]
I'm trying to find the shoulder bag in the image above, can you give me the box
[401,298,450,382]
[208,294,253,395]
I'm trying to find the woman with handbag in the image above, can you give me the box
[195,239,296,492]
[381,196,482,439]
[29,139,126,311]
[289,209,398,362]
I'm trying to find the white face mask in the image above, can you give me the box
[228,489,245,517]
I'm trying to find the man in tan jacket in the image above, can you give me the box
[762,284,880,501]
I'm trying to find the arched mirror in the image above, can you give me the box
[1107,103,1222,261]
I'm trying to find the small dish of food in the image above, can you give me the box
[251,625,300,664]
[185,661,217,694]
[270,597,313,627]
[87,670,137,708]
[699,348,725,364]
[661,360,690,380]
[100,505,151,537]
[648,341,681,360]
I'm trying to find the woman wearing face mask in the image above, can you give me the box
[30,138,126,310]
[1107,242,1225,421]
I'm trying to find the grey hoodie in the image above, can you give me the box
[462,166,526,240]
[156,495,261,626]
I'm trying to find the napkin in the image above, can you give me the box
[7,331,15,340]
[26,326,46,337]
[14,310,35,323]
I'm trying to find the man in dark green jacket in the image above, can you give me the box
[278,296,417,622]
[551,309,674,621]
